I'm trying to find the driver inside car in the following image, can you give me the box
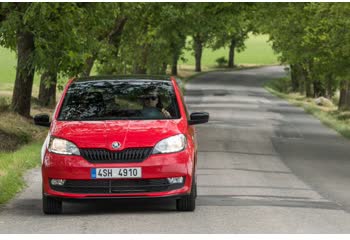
[140,91,172,119]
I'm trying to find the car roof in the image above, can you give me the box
[74,75,172,82]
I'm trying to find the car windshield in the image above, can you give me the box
[58,80,181,121]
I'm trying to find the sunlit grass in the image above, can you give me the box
[181,34,279,67]
[0,47,17,87]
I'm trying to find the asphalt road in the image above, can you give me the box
[1,66,350,233]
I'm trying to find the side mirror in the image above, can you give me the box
[34,114,51,127]
[188,112,209,125]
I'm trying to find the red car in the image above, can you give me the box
[34,75,209,214]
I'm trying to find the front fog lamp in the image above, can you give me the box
[51,179,66,186]
[152,134,186,154]
[167,177,184,184]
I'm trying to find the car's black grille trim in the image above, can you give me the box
[50,178,185,194]
[79,148,153,163]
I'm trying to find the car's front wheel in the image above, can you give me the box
[43,194,62,214]
[176,180,196,211]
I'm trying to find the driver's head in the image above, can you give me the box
[141,91,159,108]
[140,87,165,108]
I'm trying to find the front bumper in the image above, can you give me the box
[42,149,194,199]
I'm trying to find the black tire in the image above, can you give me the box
[43,194,62,214]
[176,181,196,211]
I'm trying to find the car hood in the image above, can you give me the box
[50,119,185,150]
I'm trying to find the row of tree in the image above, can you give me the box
[1,3,350,117]
[0,2,252,117]
[254,3,350,110]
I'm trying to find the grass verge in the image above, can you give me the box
[0,141,43,204]
[0,109,48,205]
[0,112,45,150]
[265,77,350,139]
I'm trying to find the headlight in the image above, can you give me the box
[153,134,187,154]
[48,137,80,155]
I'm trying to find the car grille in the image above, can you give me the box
[79,148,153,163]
[50,179,184,194]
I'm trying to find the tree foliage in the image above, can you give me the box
[2,2,350,116]
[255,3,350,109]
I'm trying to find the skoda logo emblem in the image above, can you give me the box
[112,142,121,149]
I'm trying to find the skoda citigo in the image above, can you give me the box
[34,76,209,214]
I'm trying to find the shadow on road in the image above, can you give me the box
[11,198,179,216]
[10,194,342,217]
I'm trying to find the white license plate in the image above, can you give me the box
[91,168,142,179]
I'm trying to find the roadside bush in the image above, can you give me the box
[0,112,47,151]
[336,111,350,121]
[266,77,292,93]
[216,57,228,68]
[0,97,10,112]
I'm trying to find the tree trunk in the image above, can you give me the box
[309,62,325,97]
[305,79,312,97]
[161,62,167,75]
[133,52,147,74]
[171,53,179,76]
[290,64,300,92]
[171,61,177,76]
[302,66,312,98]
[170,33,186,76]
[325,73,335,99]
[38,71,57,107]
[228,38,236,68]
[81,55,95,77]
[339,80,350,110]
[11,31,35,117]
[80,17,127,77]
[298,64,305,95]
[134,65,147,74]
[133,44,148,74]
[313,79,325,98]
[193,34,203,72]
[108,17,127,56]
[133,58,147,74]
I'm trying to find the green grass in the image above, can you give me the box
[265,78,350,139]
[0,47,42,86]
[0,47,41,97]
[181,34,279,67]
[0,49,47,204]
[0,111,47,151]
[0,48,17,83]
[0,110,47,204]
[0,47,17,92]
[0,141,42,204]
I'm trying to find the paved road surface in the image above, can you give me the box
[1,66,350,233]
